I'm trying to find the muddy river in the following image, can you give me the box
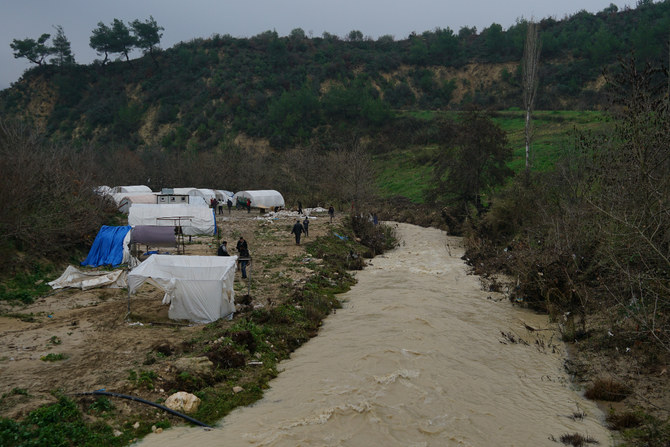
[138,223,612,446]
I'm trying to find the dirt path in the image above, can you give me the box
[0,207,337,419]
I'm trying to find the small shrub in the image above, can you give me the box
[558,432,600,446]
[40,353,67,362]
[584,378,630,402]
[89,396,115,414]
[606,411,642,430]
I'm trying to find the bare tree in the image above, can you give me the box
[328,137,377,214]
[521,21,541,183]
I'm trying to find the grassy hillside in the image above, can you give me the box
[373,109,611,203]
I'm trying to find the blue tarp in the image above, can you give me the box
[81,225,132,267]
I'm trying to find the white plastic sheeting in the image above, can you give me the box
[190,188,217,203]
[112,185,152,194]
[118,193,158,213]
[49,266,127,290]
[128,204,216,235]
[233,190,285,209]
[215,190,234,202]
[127,255,237,324]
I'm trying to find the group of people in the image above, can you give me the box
[210,197,234,215]
[217,236,250,279]
[215,203,339,280]
[291,217,310,245]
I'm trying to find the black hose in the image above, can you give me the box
[77,390,213,428]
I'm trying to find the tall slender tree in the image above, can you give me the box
[49,25,75,66]
[521,20,541,183]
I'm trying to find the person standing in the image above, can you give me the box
[246,198,251,213]
[227,198,233,215]
[328,205,335,223]
[237,236,250,279]
[217,200,223,215]
[298,201,303,215]
[303,217,309,237]
[291,219,304,245]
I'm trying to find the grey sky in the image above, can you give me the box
[1,0,634,90]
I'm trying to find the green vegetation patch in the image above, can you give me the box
[0,395,132,447]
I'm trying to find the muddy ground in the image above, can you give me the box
[0,207,339,420]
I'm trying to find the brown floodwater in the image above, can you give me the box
[138,223,612,447]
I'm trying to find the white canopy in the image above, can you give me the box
[128,255,237,323]
[233,190,285,209]
[128,204,216,235]
[112,185,152,194]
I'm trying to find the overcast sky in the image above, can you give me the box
[1,0,635,90]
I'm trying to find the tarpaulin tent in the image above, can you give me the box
[112,185,152,194]
[81,225,132,267]
[110,192,156,206]
[118,193,159,214]
[190,188,217,203]
[128,204,216,236]
[215,190,234,202]
[127,255,237,323]
[232,190,285,210]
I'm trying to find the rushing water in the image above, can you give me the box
[138,223,612,447]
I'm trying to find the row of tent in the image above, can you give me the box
[95,186,286,235]
[98,186,286,212]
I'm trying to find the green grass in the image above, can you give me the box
[374,148,436,203]
[491,110,611,172]
[374,110,611,203]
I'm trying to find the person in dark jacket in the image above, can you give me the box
[217,241,229,256]
[227,198,233,214]
[291,219,304,245]
[236,236,250,278]
[303,217,309,237]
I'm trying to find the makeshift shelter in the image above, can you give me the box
[233,190,285,210]
[49,266,127,290]
[94,185,113,196]
[190,188,217,203]
[118,193,159,214]
[171,187,197,195]
[110,192,155,206]
[215,190,234,202]
[112,185,152,194]
[127,255,237,323]
[128,204,216,236]
[81,225,132,267]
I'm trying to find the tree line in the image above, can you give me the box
[10,16,163,67]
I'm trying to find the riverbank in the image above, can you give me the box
[0,209,395,445]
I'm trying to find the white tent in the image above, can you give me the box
[171,187,197,195]
[233,190,285,209]
[112,185,152,194]
[128,204,216,236]
[118,193,159,213]
[190,188,217,203]
[94,185,113,196]
[110,192,155,206]
[128,255,237,323]
[215,190,234,202]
